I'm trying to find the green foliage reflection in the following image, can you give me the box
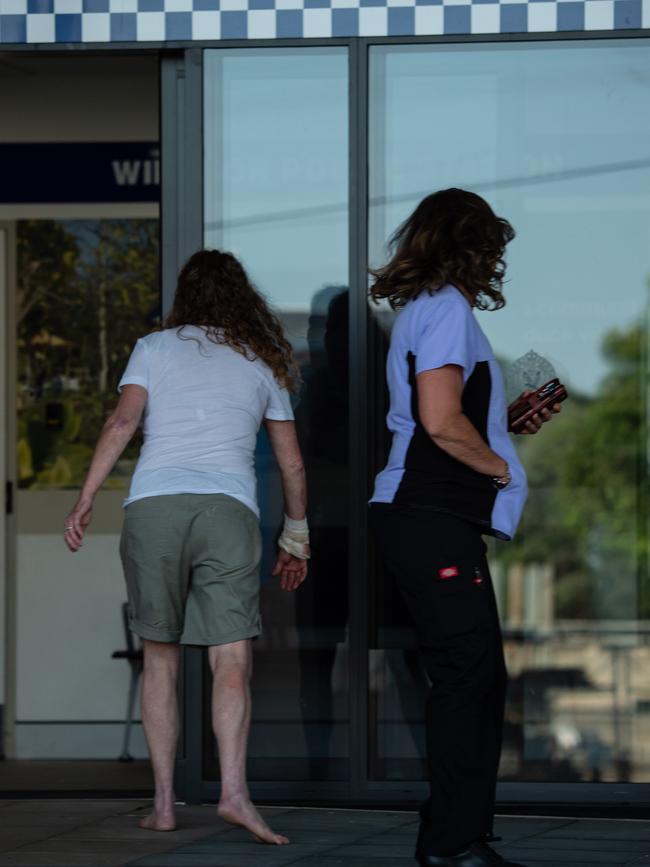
[16,219,160,490]
[500,322,649,619]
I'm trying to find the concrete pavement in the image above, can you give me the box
[0,800,649,867]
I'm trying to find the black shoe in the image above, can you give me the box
[417,840,527,867]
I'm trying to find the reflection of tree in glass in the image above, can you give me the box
[17,219,159,489]
[496,320,648,619]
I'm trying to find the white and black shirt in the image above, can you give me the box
[370,284,528,541]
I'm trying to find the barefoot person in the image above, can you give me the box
[369,189,561,867]
[64,250,310,845]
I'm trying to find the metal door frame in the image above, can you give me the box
[0,220,17,760]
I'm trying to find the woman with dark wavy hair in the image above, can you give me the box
[64,249,310,845]
[369,189,558,867]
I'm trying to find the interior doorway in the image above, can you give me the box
[0,54,160,795]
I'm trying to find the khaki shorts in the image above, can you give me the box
[120,493,262,646]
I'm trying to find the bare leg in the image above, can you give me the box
[209,640,289,845]
[139,639,180,832]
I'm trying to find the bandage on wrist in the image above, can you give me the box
[278,514,310,560]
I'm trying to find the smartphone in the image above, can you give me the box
[507,377,568,433]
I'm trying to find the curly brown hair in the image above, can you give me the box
[369,188,515,311]
[163,249,299,391]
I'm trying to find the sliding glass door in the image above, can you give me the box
[203,47,350,783]
[191,37,650,803]
[367,40,650,787]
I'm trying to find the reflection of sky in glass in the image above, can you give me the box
[369,41,650,397]
[204,48,348,342]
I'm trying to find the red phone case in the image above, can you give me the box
[507,378,568,433]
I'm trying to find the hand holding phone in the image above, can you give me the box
[507,378,568,434]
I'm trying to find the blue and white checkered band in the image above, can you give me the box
[0,0,646,44]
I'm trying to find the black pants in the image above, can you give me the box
[369,504,507,858]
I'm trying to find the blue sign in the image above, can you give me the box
[0,142,160,204]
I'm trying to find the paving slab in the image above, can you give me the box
[253,810,412,828]
[0,854,136,867]
[498,847,636,864]
[0,801,250,866]
[8,839,176,855]
[508,863,591,867]
[133,855,301,867]
[0,802,649,867]
[2,800,139,814]
[0,815,101,829]
[274,859,417,867]
[130,812,650,867]
[325,842,419,857]
[508,838,650,855]
[171,839,329,856]
[491,817,576,833]
[0,833,54,854]
[543,821,650,841]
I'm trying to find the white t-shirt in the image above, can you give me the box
[118,325,294,515]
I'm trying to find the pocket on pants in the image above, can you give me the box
[427,559,492,640]
[392,554,494,649]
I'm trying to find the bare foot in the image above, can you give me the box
[218,796,289,845]
[139,806,176,832]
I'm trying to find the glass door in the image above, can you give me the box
[193,37,650,804]
[203,47,350,784]
[10,215,159,766]
[0,53,161,791]
[367,40,650,788]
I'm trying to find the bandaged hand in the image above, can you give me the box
[278,515,311,560]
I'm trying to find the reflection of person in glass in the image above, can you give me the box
[368,189,561,867]
[294,286,349,778]
[63,250,311,845]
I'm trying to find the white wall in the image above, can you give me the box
[15,532,147,758]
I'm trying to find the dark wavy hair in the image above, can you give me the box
[369,188,515,311]
[163,249,299,391]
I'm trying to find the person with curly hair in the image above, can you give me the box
[64,249,309,845]
[369,189,559,867]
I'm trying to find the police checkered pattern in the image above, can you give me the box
[0,0,647,45]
